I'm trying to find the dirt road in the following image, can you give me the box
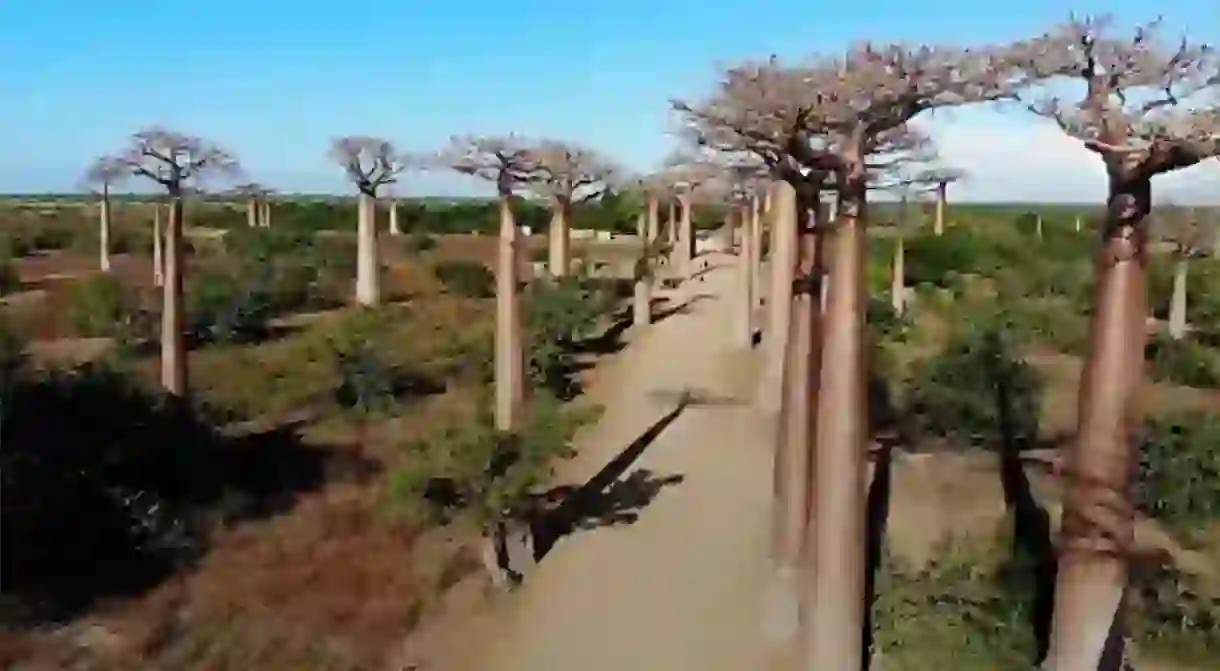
[436,253,775,671]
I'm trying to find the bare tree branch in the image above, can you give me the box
[116,126,242,194]
[328,136,410,196]
[82,155,128,195]
[438,134,545,197]
[525,140,621,205]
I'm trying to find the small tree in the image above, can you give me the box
[526,140,620,278]
[83,156,128,272]
[1158,204,1207,339]
[1012,16,1220,669]
[329,136,408,306]
[231,182,271,228]
[113,127,242,396]
[441,134,542,432]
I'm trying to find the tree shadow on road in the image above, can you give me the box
[523,396,692,562]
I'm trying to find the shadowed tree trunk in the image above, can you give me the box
[751,194,764,308]
[1168,256,1188,339]
[1044,182,1150,671]
[647,194,660,243]
[152,204,165,287]
[356,192,381,306]
[757,182,798,414]
[678,193,694,277]
[548,196,571,277]
[804,172,869,671]
[495,196,525,431]
[633,211,652,330]
[98,186,112,272]
[891,235,905,316]
[735,203,754,348]
[389,199,401,236]
[934,180,947,236]
[667,200,678,246]
[261,199,272,228]
[246,199,258,228]
[1037,214,1044,240]
[161,195,187,396]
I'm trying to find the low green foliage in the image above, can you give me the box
[1131,564,1220,666]
[1145,333,1220,389]
[524,275,619,397]
[66,276,133,338]
[431,259,495,298]
[1137,411,1220,540]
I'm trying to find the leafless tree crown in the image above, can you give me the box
[1011,14,1220,178]
[329,136,409,195]
[526,140,621,204]
[231,181,273,198]
[83,155,129,194]
[440,134,542,196]
[118,126,242,193]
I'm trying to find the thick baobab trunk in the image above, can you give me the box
[389,200,401,236]
[757,181,799,414]
[355,192,381,306]
[1037,214,1044,240]
[547,197,571,278]
[161,195,188,397]
[646,195,660,243]
[891,235,905,315]
[676,195,695,277]
[804,176,869,671]
[667,200,678,246]
[764,181,820,646]
[246,199,258,228]
[1075,215,1083,233]
[1043,184,1150,671]
[495,197,525,431]
[934,181,947,236]
[751,194,764,308]
[734,205,754,348]
[1168,257,1188,340]
[152,204,165,287]
[98,189,112,272]
[633,212,651,330]
[261,200,272,228]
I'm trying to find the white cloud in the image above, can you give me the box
[920,112,1220,204]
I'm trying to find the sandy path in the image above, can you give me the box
[443,253,775,671]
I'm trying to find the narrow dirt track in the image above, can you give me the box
[438,253,777,671]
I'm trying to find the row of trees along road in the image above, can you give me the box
[673,14,1220,671]
[72,13,1219,671]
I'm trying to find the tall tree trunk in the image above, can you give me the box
[678,194,694,277]
[667,200,678,246]
[152,204,165,287]
[548,197,571,278]
[495,197,524,431]
[262,200,272,228]
[633,211,651,330]
[99,188,112,272]
[734,205,754,347]
[891,235,905,315]
[751,194,764,308]
[1168,256,1188,340]
[1037,214,1044,240]
[757,182,798,414]
[804,175,869,671]
[355,192,380,306]
[161,195,187,397]
[247,199,258,228]
[1044,181,1149,671]
[389,200,401,236]
[1076,215,1082,233]
[647,195,660,243]
[934,181,947,236]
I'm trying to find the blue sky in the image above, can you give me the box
[1,1,1218,201]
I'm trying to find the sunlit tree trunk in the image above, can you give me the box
[389,199,401,236]
[495,196,524,431]
[633,211,651,329]
[678,193,694,277]
[246,198,258,228]
[733,205,754,347]
[356,191,381,306]
[548,196,571,278]
[667,200,678,246]
[1044,180,1149,671]
[647,194,660,243]
[98,186,112,272]
[934,181,947,236]
[1075,215,1083,233]
[1168,256,1188,340]
[751,194,763,308]
[1037,214,1044,240]
[804,171,869,671]
[757,182,798,414]
[261,200,272,228]
[161,194,187,397]
[152,203,165,287]
[891,234,905,315]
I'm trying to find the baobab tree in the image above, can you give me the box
[621,173,673,329]
[231,182,271,228]
[923,166,964,235]
[329,136,408,306]
[527,140,620,278]
[1160,205,1207,340]
[83,156,128,272]
[441,134,541,432]
[112,127,241,396]
[1011,16,1220,670]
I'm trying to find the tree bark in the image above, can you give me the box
[735,205,754,348]
[152,203,164,287]
[1043,179,1150,671]
[99,188,111,273]
[548,196,571,278]
[934,181,947,236]
[751,194,764,308]
[389,200,401,236]
[667,200,678,246]
[891,235,905,315]
[160,194,187,397]
[1076,215,1082,233]
[1037,214,1044,240]
[495,196,524,431]
[633,211,651,330]
[678,194,694,277]
[1168,256,1188,340]
[804,174,869,671]
[647,195,660,243]
[757,182,798,415]
[247,199,258,228]
[262,200,272,228]
[355,191,381,306]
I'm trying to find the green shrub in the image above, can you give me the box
[187,272,276,345]
[904,228,997,287]
[906,315,1043,451]
[403,232,437,254]
[66,276,132,338]
[1131,564,1220,666]
[432,259,495,298]
[1137,411,1220,540]
[0,250,18,296]
[524,276,619,397]
[1008,298,1090,356]
[1145,333,1220,389]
